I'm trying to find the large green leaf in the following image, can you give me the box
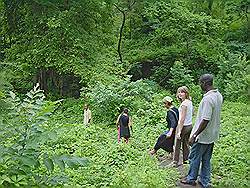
[61,155,89,169]
[26,92,33,99]
[0,175,12,183]
[48,175,69,186]
[43,157,54,173]
[71,156,89,167]
[9,91,16,100]
[53,157,65,171]
[20,155,38,167]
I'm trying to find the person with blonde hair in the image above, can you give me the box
[170,86,193,167]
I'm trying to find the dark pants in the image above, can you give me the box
[174,125,192,163]
[154,133,175,153]
[118,127,129,143]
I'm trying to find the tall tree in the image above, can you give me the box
[114,0,136,64]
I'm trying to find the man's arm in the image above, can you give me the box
[189,119,209,145]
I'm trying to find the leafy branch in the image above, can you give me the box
[0,83,88,187]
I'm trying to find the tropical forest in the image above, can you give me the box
[0,0,249,187]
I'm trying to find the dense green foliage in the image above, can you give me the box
[0,0,249,187]
[213,102,249,187]
[0,81,249,187]
[0,0,249,101]
[0,85,88,186]
[2,95,248,187]
[86,78,163,123]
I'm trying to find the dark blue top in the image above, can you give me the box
[119,114,130,138]
[166,107,179,129]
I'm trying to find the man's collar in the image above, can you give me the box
[204,89,218,96]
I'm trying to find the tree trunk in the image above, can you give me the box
[207,0,213,15]
[114,4,126,64]
[64,0,69,10]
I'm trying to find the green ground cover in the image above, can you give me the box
[44,100,249,187]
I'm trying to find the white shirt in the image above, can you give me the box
[179,99,193,126]
[84,109,92,125]
[191,89,223,144]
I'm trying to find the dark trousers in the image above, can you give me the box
[174,125,192,163]
[154,133,175,153]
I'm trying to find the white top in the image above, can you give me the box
[190,89,223,144]
[179,99,193,126]
[84,109,92,125]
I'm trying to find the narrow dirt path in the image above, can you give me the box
[157,155,202,188]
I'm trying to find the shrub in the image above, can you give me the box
[217,53,249,102]
[168,61,194,93]
[85,77,160,124]
[189,84,203,106]
[0,84,88,187]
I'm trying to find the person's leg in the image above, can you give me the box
[173,137,181,164]
[125,137,129,144]
[199,143,214,188]
[150,134,165,155]
[117,127,120,143]
[153,134,166,151]
[185,142,202,183]
[182,125,192,163]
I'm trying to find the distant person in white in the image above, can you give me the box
[181,74,223,188]
[83,104,92,125]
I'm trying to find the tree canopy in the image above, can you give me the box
[0,0,249,100]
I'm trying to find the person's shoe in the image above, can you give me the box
[148,149,156,156]
[180,178,197,186]
[167,161,179,168]
[198,181,212,188]
[183,160,189,165]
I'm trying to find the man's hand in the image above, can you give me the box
[189,135,196,146]
[189,119,209,146]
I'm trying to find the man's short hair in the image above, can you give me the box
[200,74,213,86]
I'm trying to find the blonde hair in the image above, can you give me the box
[176,86,191,101]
